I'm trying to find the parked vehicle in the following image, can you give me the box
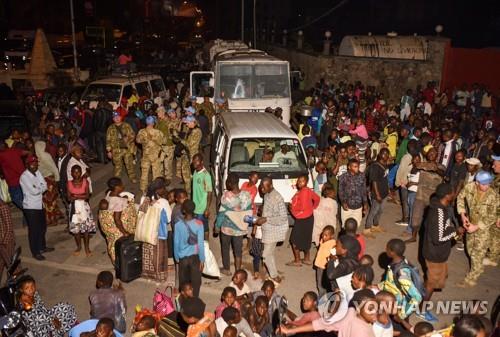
[81,73,167,109]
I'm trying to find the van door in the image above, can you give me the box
[214,135,227,205]
[190,71,214,101]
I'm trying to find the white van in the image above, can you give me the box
[81,73,167,109]
[212,111,312,206]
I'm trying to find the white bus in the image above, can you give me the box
[191,40,292,126]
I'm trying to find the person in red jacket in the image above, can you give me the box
[288,174,320,267]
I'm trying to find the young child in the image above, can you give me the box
[222,326,237,337]
[405,154,421,235]
[286,292,320,327]
[372,291,396,337]
[344,217,366,259]
[241,171,259,259]
[229,269,251,300]
[132,315,159,337]
[312,184,338,246]
[181,297,216,337]
[414,321,434,337]
[171,189,188,226]
[89,271,127,333]
[359,256,374,269]
[215,287,240,319]
[80,317,116,337]
[175,282,194,312]
[246,295,272,337]
[240,171,259,215]
[314,226,336,296]
[313,162,328,195]
[43,178,62,226]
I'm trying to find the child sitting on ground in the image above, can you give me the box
[229,269,251,300]
[215,287,241,319]
[181,297,216,337]
[413,321,434,337]
[89,271,127,333]
[80,317,116,337]
[344,217,366,259]
[314,225,336,296]
[175,282,194,312]
[360,254,374,267]
[222,326,237,337]
[245,295,272,337]
[373,291,396,337]
[285,292,320,327]
[132,315,159,337]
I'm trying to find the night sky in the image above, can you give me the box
[1,0,499,48]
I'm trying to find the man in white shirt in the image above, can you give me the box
[272,141,297,164]
[20,155,54,260]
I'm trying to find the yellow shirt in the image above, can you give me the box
[314,239,336,269]
[385,132,398,159]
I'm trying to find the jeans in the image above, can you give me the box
[178,254,202,297]
[316,267,327,297]
[399,187,409,221]
[8,185,23,210]
[406,191,417,233]
[194,214,209,233]
[253,254,261,273]
[220,233,243,270]
[365,196,385,229]
[24,209,47,256]
[262,242,278,279]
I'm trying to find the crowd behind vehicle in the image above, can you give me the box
[0,71,499,337]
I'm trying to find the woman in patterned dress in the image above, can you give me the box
[98,177,137,264]
[139,177,172,282]
[17,275,77,337]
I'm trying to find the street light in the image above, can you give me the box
[323,30,331,56]
[69,0,79,81]
[297,30,303,50]
[435,24,443,36]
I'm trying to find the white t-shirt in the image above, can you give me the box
[229,281,251,297]
[372,320,393,337]
[273,151,297,163]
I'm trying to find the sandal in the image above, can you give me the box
[302,260,312,265]
[285,261,302,267]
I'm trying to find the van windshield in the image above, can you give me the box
[81,84,121,103]
[229,138,307,176]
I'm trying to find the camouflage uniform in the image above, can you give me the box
[106,122,137,181]
[196,101,216,130]
[156,118,180,181]
[456,182,500,283]
[487,175,500,263]
[175,124,202,196]
[136,126,166,192]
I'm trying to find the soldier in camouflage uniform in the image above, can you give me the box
[156,107,180,185]
[484,153,500,266]
[106,112,137,183]
[456,170,499,287]
[173,115,202,196]
[196,96,216,131]
[136,116,166,193]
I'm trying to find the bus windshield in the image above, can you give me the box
[228,138,307,176]
[218,63,290,100]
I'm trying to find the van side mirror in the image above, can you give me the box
[209,78,215,87]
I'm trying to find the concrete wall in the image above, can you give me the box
[265,37,449,104]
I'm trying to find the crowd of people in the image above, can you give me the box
[0,77,499,337]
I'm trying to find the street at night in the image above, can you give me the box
[0,1,499,337]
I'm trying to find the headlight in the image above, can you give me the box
[5,55,9,60]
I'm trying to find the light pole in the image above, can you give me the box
[69,0,79,81]
[253,0,257,49]
[323,30,331,56]
[241,0,244,41]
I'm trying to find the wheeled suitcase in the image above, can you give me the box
[115,235,143,282]
[158,312,187,337]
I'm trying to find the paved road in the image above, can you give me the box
[9,161,500,336]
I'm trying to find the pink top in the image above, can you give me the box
[312,308,374,337]
[67,178,88,196]
[214,301,241,319]
[289,311,320,327]
[349,124,369,140]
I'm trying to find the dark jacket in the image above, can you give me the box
[422,197,456,263]
[93,106,113,133]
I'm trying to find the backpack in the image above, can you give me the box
[391,259,426,301]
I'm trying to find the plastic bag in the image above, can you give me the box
[202,241,220,278]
